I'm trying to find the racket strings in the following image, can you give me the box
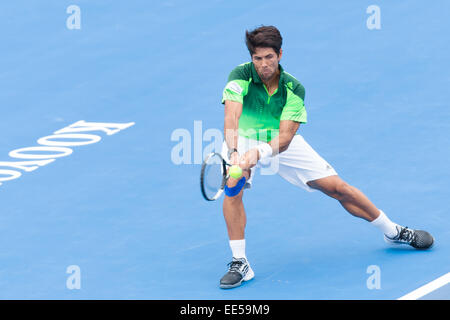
[201,153,227,200]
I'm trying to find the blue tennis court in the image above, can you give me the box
[0,0,449,299]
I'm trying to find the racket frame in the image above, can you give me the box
[200,152,230,201]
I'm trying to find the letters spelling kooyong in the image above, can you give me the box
[0,120,135,187]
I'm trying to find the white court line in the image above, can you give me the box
[398,272,450,300]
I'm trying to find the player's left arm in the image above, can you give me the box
[239,82,306,170]
[269,82,306,156]
[238,120,299,170]
[268,120,300,155]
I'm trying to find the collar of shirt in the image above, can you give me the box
[250,62,285,87]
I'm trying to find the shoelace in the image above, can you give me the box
[227,260,244,272]
[398,227,415,243]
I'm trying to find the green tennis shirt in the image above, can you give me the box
[222,62,307,142]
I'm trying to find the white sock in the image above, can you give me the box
[229,239,247,260]
[371,210,399,238]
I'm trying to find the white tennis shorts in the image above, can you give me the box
[221,134,338,192]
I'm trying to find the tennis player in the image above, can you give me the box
[219,26,434,289]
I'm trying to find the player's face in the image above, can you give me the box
[252,47,282,82]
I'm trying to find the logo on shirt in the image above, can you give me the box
[227,81,243,95]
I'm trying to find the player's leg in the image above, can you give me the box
[223,176,247,240]
[306,175,434,249]
[220,172,255,289]
[220,139,255,289]
[276,135,434,249]
[306,175,380,222]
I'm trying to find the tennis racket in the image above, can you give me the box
[200,152,231,201]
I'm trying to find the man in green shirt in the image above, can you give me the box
[219,26,434,289]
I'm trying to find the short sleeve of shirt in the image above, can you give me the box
[280,83,307,123]
[221,63,251,104]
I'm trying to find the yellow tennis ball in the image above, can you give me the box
[229,165,243,179]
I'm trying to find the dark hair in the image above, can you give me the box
[245,25,283,56]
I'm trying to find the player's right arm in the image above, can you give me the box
[224,100,242,165]
[222,63,251,166]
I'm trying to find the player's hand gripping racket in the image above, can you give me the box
[201,151,249,201]
[200,152,231,201]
